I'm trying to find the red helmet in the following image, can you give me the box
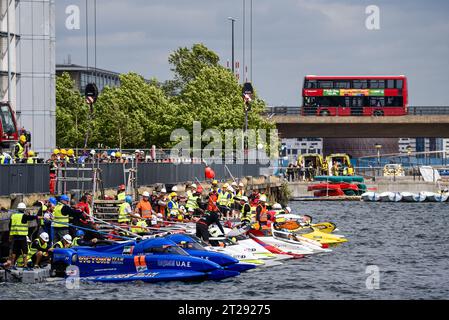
[119,184,126,191]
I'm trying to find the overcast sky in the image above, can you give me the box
[55,0,449,106]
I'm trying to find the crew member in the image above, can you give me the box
[29,232,50,268]
[26,150,36,164]
[72,230,98,247]
[117,184,126,201]
[14,135,27,162]
[2,203,39,270]
[130,216,148,235]
[52,194,83,242]
[118,196,139,224]
[167,192,179,221]
[255,195,269,230]
[185,187,202,216]
[51,234,72,250]
[238,196,252,224]
[195,210,225,245]
[66,149,76,164]
[135,191,155,220]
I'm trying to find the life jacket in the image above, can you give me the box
[10,213,28,236]
[131,220,147,234]
[118,202,131,223]
[257,204,268,223]
[185,194,199,210]
[117,192,126,201]
[52,240,71,249]
[52,203,69,228]
[207,192,219,212]
[240,203,252,222]
[72,237,81,247]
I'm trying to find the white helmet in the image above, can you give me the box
[285,207,292,213]
[272,203,282,210]
[191,183,197,189]
[135,149,141,153]
[179,206,186,212]
[90,149,96,155]
[231,182,238,187]
[188,208,194,212]
[40,232,49,242]
[63,234,72,244]
[171,186,178,192]
[160,188,167,193]
[156,213,163,218]
[239,182,244,187]
[142,191,150,197]
[17,202,27,210]
[227,186,234,192]
[111,152,116,157]
[259,195,267,202]
[241,196,249,202]
[208,225,223,237]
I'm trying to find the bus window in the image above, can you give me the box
[369,80,385,89]
[305,80,317,88]
[353,80,368,89]
[386,97,403,107]
[318,81,333,89]
[387,79,395,89]
[304,96,317,107]
[396,80,403,89]
[334,81,350,89]
[370,97,385,107]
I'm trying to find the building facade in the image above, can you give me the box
[323,138,399,159]
[1,0,56,158]
[281,138,323,163]
[56,63,121,93]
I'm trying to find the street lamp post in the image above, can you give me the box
[228,17,236,74]
[375,143,382,175]
[406,145,412,176]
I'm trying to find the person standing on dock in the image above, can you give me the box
[52,195,83,243]
[135,191,156,221]
[116,185,127,201]
[14,135,27,163]
[255,195,269,230]
[3,203,39,270]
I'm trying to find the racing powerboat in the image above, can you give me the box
[51,238,240,283]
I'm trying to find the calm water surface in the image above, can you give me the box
[1,201,448,300]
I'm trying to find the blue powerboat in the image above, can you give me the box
[51,238,240,283]
[165,234,257,272]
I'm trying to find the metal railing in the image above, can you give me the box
[264,106,449,116]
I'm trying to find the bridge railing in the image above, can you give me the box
[264,106,449,116]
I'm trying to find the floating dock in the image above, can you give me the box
[0,266,52,283]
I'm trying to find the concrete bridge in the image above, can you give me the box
[273,115,449,138]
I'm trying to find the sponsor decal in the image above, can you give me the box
[122,246,134,255]
[369,89,384,96]
[134,255,148,272]
[340,89,369,96]
[78,256,124,265]
[323,89,340,96]
[157,260,192,268]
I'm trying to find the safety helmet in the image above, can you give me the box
[142,191,150,197]
[188,208,194,212]
[90,149,96,155]
[156,213,163,219]
[17,202,27,210]
[179,206,186,212]
[135,149,141,153]
[241,196,249,202]
[208,225,223,237]
[19,135,27,143]
[119,184,126,191]
[60,149,67,155]
[28,150,35,157]
[67,149,74,156]
[285,207,292,213]
[223,183,229,189]
[212,180,218,185]
[272,203,282,210]
[39,232,49,242]
[259,195,267,202]
[115,152,121,158]
[160,188,167,193]
[63,234,72,244]
[53,149,60,155]
[75,230,85,237]
[48,197,57,206]
[227,186,234,192]
[60,194,70,202]
[170,192,177,197]
[110,152,116,158]
[125,195,133,204]
[239,182,244,187]
[231,182,238,187]
[171,186,178,192]
[191,183,197,189]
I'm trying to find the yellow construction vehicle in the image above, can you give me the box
[325,154,354,176]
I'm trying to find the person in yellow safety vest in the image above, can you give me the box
[72,230,98,247]
[348,165,354,176]
[237,196,252,224]
[167,193,179,221]
[52,194,80,243]
[15,236,33,268]
[116,184,126,201]
[217,183,232,218]
[28,232,50,267]
[2,203,39,270]
[177,206,186,222]
[185,187,201,215]
[67,149,77,164]
[118,196,140,223]
[50,234,72,251]
[130,216,148,235]
[59,149,68,163]
[26,150,36,164]
[186,183,197,198]
[14,135,27,162]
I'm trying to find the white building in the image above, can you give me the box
[0,0,56,158]
[399,138,449,158]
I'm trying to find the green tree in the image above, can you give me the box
[56,72,92,148]
[165,43,220,95]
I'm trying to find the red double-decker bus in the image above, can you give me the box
[302,75,408,116]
